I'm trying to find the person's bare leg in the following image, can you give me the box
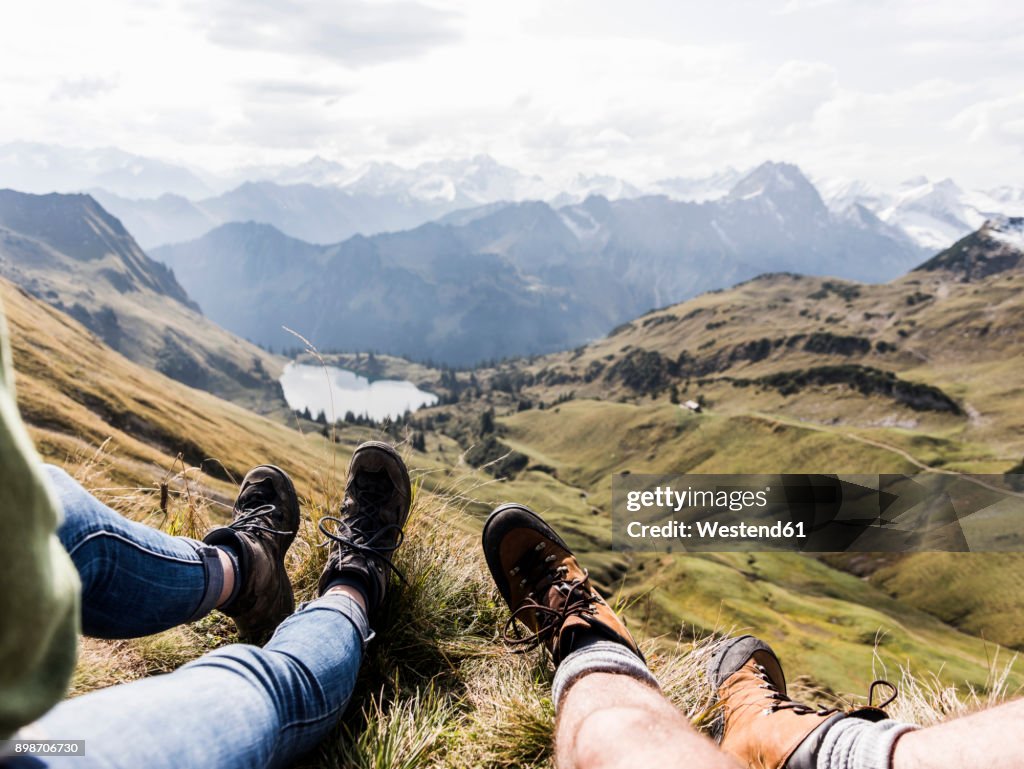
[893,698,1024,769]
[555,672,741,769]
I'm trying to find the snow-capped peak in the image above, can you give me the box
[726,161,815,201]
[818,172,1024,252]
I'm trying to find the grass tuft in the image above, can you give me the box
[325,686,455,769]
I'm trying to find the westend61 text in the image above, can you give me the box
[626,520,807,540]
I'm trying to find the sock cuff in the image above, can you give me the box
[817,717,919,769]
[188,542,228,621]
[552,639,659,711]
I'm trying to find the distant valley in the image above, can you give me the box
[153,163,928,365]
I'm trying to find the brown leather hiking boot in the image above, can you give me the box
[317,441,412,612]
[482,503,642,664]
[709,635,896,769]
[203,465,300,640]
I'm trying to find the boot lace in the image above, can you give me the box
[502,542,599,652]
[230,480,292,538]
[754,663,898,716]
[318,474,407,583]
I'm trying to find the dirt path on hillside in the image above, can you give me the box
[750,412,1024,500]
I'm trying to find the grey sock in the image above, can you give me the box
[551,638,659,711]
[817,717,919,769]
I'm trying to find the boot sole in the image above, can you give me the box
[706,634,787,741]
[482,502,573,607]
[350,441,412,509]
[707,634,784,691]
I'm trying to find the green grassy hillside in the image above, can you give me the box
[433,227,1024,655]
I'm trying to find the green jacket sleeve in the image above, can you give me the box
[0,300,80,739]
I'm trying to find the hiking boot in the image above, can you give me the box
[317,441,412,612]
[483,503,643,664]
[203,465,300,640]
[708,635,896,769]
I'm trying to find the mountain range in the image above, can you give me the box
[0,189,282,408]
[8,142,1021,254]
[152,162,927,364]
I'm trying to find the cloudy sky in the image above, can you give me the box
[1,0,1022,187]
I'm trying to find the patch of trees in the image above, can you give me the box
[604,349,679,394]
[641,314,678,329]
[808,281,862,302]
[731,364,961,414]
[795,332,872,356]
[465,436,529,479]
[905,291,933,306]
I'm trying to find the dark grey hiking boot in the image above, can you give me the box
[483,503,644,664]
[317,441,412,612]
[203,465,300,641]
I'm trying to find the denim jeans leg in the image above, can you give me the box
[12,595,368,769]
[45,465,223,638]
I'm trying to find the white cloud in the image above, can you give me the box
[189,0,463,66]
[51,76,119,101]
[951,95,1024,147]
[776,0,843,15]
[0,0,1022,187]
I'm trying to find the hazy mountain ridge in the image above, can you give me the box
[0,190,283,409]
[0,141,213,199]
[153,163,926,364]
[155,216,614,365]
[8,142,1022,254]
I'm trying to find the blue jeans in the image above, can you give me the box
[10,466,368,769]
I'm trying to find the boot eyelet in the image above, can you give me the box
[534,542,546,552]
